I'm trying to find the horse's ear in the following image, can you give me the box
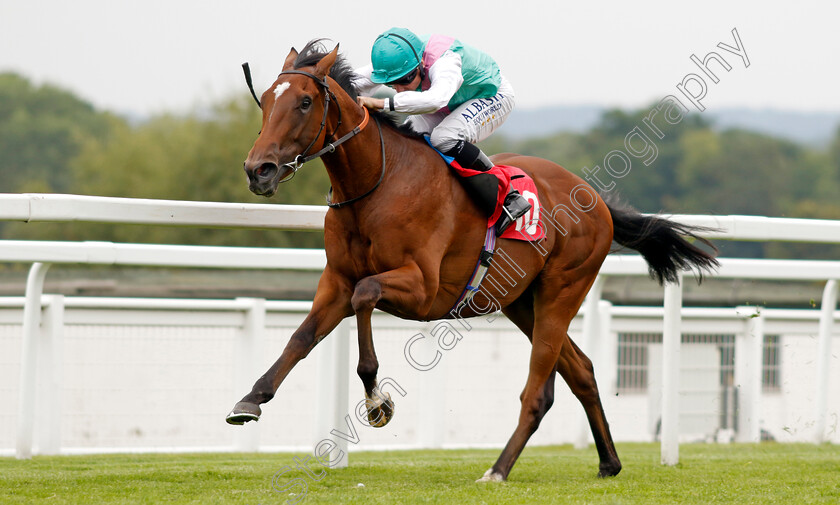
[282,47,298,71]
[313,44,340,79]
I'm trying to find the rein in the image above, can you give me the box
[242,63,384,207]
[327,116,385,209]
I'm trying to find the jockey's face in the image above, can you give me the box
[390,70,422,93]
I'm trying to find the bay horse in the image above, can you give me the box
[227,40,718,481]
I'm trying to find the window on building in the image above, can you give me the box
[615,332,781,394]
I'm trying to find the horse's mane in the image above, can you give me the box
[295,39,421,138]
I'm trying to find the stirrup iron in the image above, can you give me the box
[495,190,532,235]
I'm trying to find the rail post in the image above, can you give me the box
[574,275,605,449]
[316,318,351,467]
[597,300,617,402]
[37,294,65,455]
[233,298,265,452]
[418,321,446,449]
[814,279,838,443]
[660,272,683,466]
[16,262,51,459]
[735,305,764,442]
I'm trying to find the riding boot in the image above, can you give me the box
[445,141,532,234]
[444,141,499,217]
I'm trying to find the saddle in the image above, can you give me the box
[423,140,545,314]
[424,138,545,242]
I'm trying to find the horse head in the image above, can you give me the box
[243,45,340,197]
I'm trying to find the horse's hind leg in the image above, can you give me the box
[482,251,625,481]
[479,295,570,482]
[556,335,622,477]
[501,295,621,479]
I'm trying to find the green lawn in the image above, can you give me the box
[1,444,838,504]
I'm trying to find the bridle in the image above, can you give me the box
[242,63,385,208]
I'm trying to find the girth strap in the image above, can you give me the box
[449,227,497,315]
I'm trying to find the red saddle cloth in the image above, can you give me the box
[448,161,545,242]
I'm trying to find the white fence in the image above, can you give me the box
[1,194,839,464]
[0,295,837,458]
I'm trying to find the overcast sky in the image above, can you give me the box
[1,0,838,118]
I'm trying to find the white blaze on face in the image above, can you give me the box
[269,82,292,122]
[273,82,291,99]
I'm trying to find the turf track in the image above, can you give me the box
[1,443,838,504]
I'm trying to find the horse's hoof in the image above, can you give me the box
[598,460,622,478]
[476,468,505,482]
[226,401,261,425]
[366,392,394,428]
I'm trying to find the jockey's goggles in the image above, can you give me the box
[385,67,419,86]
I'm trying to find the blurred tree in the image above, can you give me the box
[4,76,840,258]
[0,73,113,193]
[6,96,330,248]
[486,105,712,213]
[481,106,838,258]
[674,129,816,216]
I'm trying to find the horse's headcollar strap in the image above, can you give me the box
[240,64,332,109]
[240,62,373,187]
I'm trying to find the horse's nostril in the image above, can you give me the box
[254,163,278,180]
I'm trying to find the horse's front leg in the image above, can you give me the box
[352,263,432,428]
[226,267,353,424]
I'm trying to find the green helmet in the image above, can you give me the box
[370,28,424,84]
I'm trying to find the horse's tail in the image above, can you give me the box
[604,198,720,284]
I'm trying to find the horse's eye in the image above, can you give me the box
[301,97,312,111]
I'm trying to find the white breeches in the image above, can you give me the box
[407,75,516,153]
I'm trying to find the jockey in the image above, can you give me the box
[353,27,531,235]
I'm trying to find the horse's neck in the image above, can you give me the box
[322,134,378,204]
[323,113,443,209]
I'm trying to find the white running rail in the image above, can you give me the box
[1,193,838,463]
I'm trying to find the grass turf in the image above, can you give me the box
[1,443,838,504]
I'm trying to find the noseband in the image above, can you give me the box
[242,63,384,208]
